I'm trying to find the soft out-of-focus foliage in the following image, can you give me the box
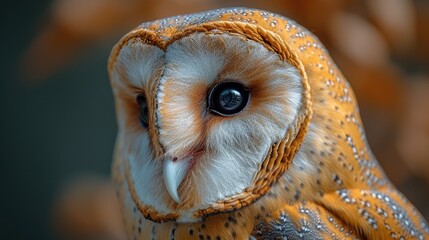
[21,0,429,238]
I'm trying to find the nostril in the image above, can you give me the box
[172,157,178,162]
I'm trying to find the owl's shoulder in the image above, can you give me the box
[252,200,358,239]
[253,188,429,239]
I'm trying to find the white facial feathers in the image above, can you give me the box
[111,33,303,219]
[113,41,164,90]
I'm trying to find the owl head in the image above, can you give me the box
[108,8,312,223]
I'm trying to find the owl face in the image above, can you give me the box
[109,21,311,222]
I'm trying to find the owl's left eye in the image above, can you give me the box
[136,94,149,128]
[208,82,250,116]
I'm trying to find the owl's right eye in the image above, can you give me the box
[136,94,149,128]
[208,82,250,116]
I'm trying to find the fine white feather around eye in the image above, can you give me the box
[112,32,303,220]
[114,42,165,89]
[154,33,303,206]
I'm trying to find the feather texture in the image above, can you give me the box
[108,7,429,239]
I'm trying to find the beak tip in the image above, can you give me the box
[171,194,181,203]
[163,157,190,204]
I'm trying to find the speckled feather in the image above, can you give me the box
[109,8,429,239]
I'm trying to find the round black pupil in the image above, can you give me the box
[218,89,242,110]
[209,82,249,116]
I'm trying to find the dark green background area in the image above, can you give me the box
[1,2,116,239]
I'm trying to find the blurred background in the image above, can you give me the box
[1,0,428,239]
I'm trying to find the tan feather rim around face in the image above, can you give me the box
[108,21,313,222]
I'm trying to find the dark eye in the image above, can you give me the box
[136,94,149,128]
[208,82,250,116]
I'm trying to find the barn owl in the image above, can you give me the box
[108,8,429,239]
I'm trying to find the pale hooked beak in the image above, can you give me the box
[163,157,192,203]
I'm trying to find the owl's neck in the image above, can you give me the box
[122,184,292,239]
